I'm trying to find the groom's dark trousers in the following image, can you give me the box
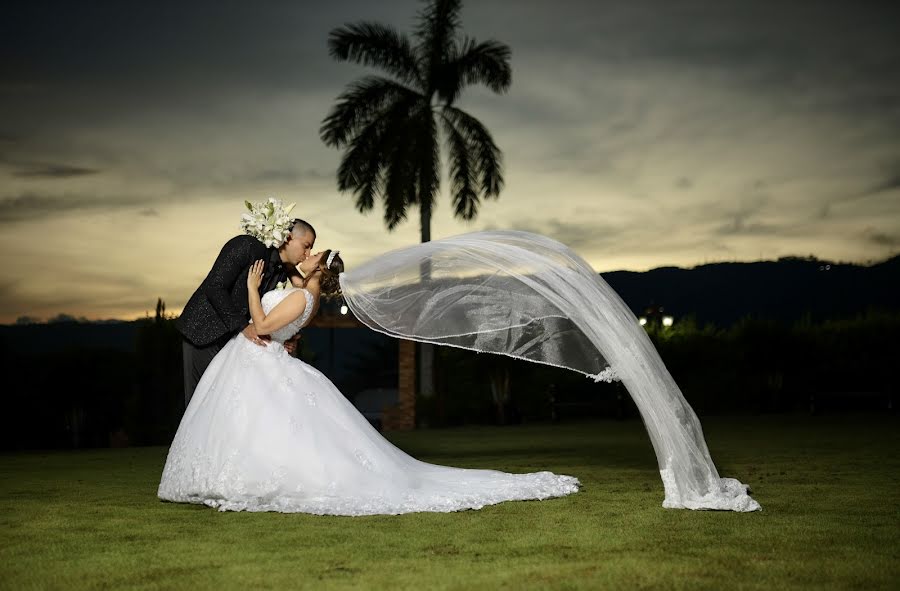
[177,235,287,409]
[181,335,230,408]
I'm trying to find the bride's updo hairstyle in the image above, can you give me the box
[319,249,344,298]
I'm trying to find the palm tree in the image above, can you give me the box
[321,0,511,407]
[321,0,510,238]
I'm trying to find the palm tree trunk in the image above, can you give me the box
[418,200,436,399]
[489,366,511,425]
[419,198,432,243]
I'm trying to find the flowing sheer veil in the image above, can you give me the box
[340,230,760,512]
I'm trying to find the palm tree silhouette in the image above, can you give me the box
[321,0,511,403]
[321,0,510,237]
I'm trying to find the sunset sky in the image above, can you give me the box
[2,0,898,323]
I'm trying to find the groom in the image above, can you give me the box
[177,219,316,407]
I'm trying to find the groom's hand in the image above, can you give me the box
[284,333,301,356]
[241,324,269,347]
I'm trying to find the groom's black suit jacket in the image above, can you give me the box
[177,235,288,347]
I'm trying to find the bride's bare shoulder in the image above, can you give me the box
[267,288,307,310]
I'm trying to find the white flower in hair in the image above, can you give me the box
[239,197,296,248]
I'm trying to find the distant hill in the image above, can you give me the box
[602,254,900,326]
[2,255,897,353]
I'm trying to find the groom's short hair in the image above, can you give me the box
[290,218,316,239]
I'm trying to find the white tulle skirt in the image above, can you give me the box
[157,335,580,515]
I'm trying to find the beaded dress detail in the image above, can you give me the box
[158,287,579,515]
[263,287,314,343]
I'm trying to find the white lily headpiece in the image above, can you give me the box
[239,197,296,248]
[326,250,340,269]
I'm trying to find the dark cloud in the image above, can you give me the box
[863,228,898,248]
[675,177,693,190]
[5,0,895,129]
[0,193,103,222]
[714,194,783,237]
[715,220,783,237]
[12,162,101,179]
[822,170,900,214]
[575,1,899,93]
[0,279,15,299]
[0,160,340,221]
[148,165,339,197]
[0,165,326,219]
[0,133,22,161]
[503,217,624,250]
[866,174,900,196]
[0,192,141,223]
[0,0,411,100]
[680,189,774,237]
[249,168,334,185]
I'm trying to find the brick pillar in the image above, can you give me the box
[383,339,416,431]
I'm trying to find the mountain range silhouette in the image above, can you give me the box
[3,254,897,353]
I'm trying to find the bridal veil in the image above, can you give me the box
[339,230,760,512]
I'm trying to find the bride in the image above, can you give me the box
[157,248,581,515]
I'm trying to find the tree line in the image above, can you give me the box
[2,305,895,451]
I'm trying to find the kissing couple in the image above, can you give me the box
[158,198,580,515]
[160,198,760,514]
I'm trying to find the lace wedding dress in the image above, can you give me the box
[158,287,580,515]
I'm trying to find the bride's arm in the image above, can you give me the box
[246,260,309,334]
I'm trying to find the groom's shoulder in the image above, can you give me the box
[222,234,266,254]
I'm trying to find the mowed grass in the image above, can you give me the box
[1,415,897,590]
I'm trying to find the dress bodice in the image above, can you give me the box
[261,287,314,343]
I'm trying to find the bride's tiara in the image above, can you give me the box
[326,250,340,269]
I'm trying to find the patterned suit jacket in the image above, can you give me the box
[176,235,287,347]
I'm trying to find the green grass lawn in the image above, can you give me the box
[1,415,897,590]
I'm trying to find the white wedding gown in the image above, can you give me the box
[158,287,580,515]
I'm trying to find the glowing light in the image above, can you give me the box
[638,317,647,326]
[662,316,674,327]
